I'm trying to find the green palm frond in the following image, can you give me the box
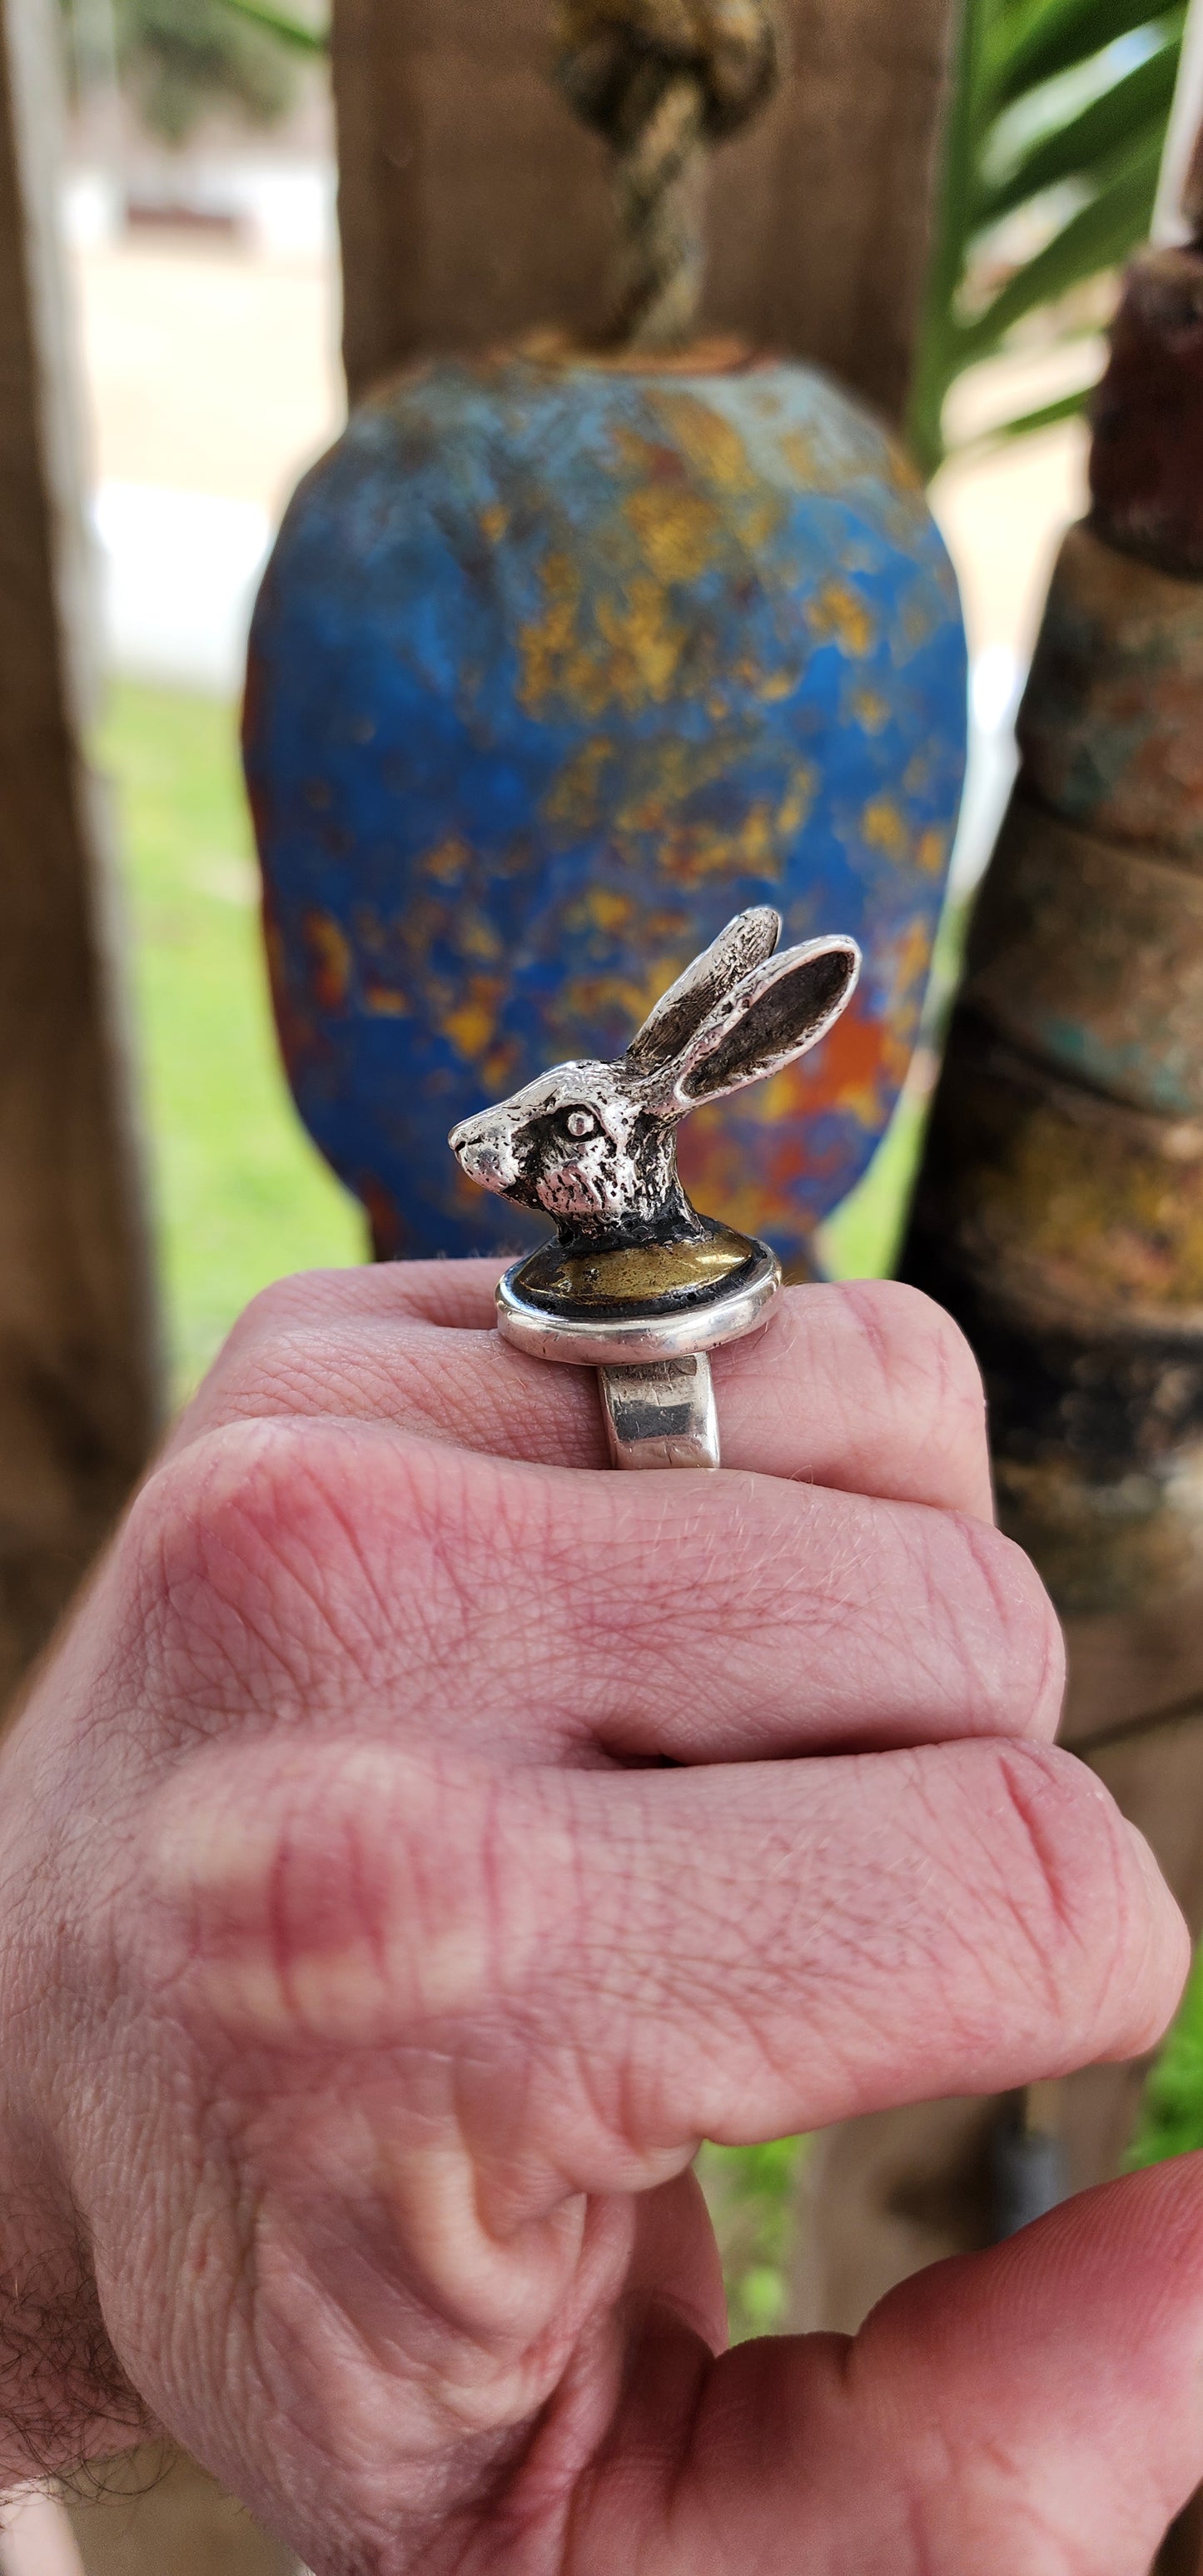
[208,0,326,51]
[975,37,1177,221]
[986,0,1176,102]
[909,0,1183,474]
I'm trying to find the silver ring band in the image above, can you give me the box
[599,1353,719,1470]
[495,1243,782,1471]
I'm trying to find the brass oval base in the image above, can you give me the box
[496,1233,782,1368]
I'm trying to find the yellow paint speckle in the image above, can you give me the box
[651,392,758,492]
[587,886,634,932]
[778,429,818,483]
[483,1042,520,1091]
[809,581,876,658]
[458,908,503,962]
[304,911,351,1010]
[594,577,685,707]
[741,500,783,550]
[517,550,580,714]
[917,828,948,875]
[518,556,685,716]
[862,798,911,862]
[443,977,503,1060]
[624,485,722,584]
[851,689,890,734]
[544,738,614,833]
[423,835,471,886]
[444,1004,493,1059]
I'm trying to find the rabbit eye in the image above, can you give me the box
[564,1109,597,1141]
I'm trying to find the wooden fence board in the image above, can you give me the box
[0,0,160,1710]
[331,0,959,424]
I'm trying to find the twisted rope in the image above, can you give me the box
[555,0,780,350]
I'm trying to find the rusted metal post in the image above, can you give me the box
[793,97,1203,2431]
[903,157,1203,1709]
[790,110,1203,2424]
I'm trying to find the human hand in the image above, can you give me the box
[0,1263,1197,2574]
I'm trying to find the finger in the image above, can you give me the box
[175,1266,995,1521]
[134,1420,1060,1759]
[576,2156,1203,2575]
[147,1730,1186,2191]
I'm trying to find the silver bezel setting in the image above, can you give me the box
[496,1239,783,1367]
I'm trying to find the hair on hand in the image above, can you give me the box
[0,2219,150,2489]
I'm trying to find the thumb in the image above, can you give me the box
[574,2154,1203,2574]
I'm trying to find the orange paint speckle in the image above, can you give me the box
[302,909,352,1012]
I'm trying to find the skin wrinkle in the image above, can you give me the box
[201,2235,465,2541]
[900,1754,1072,2060]
[133,1442,345,1728]
[253,2161,590,2478]
[139,1433,492,1744]
[166,2040,603,2462]
[917,1752,1138,2069]
[989,1749,1158,2056]
[171,1308,1015,1772]
[847,1283,990,1509]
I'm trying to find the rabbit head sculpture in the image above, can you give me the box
[450,908,860,1252]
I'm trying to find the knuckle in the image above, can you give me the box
[977,1742,1181,2047]
[937,1513,1065,1738]
[847,1279,987,1435]
[121,1425,559,1739]
[142,1741,524,2051]
[128,1417,321,1589]
[217,1268,336,1360]
[839,1282,989,1411]
[117,1420,393,1721]
[793,1280,995,1515]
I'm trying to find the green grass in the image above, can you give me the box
[98,681,364,1400]
[1128,1950,1203,2169]
[696,2137,811,2340]
[819,1081,931,1284]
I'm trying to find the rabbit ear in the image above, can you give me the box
[662,934,861,1110]
[625,907,782,1077]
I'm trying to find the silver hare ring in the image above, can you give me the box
[448,908,861,1470]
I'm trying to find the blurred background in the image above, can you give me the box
[4,2,1203,2562]
[58,0,1170,1394]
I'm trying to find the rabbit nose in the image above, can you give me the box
[450,1120,498,1184]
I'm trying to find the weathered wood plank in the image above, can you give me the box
[63,2449,301,2576]
[0,0,160,1710]
[331,0,959,421]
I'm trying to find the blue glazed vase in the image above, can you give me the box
[244,351,967,1262]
